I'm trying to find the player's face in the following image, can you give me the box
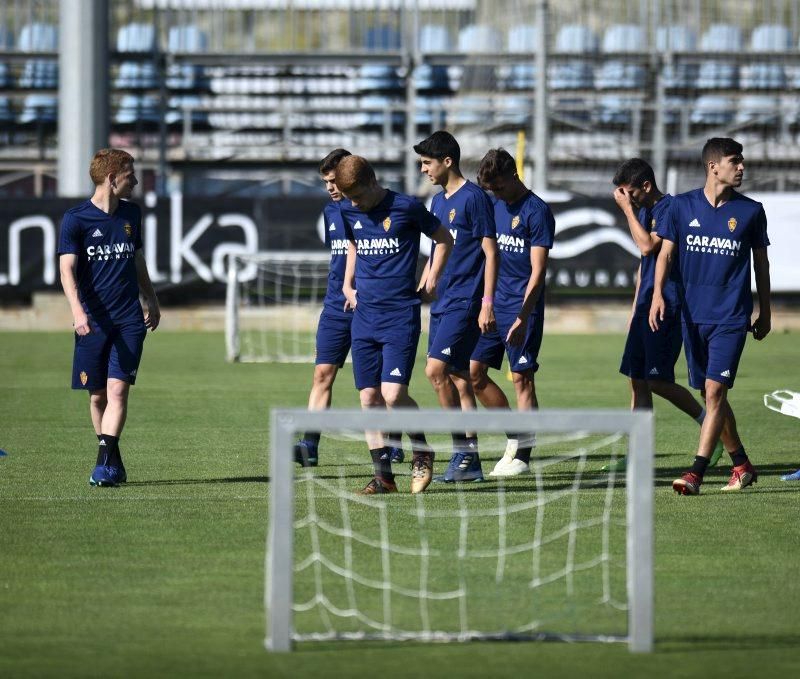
[482,174,519,204]
[713,153,745,187]
[419,156,449,186]
[112,163,138,198]
[619,183,647,209]
[342,183,380,211]
[321,170,342,201]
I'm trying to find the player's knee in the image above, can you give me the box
[89,389,108,407]
[106,380,130,403]
[470,364,489,391]
[359,388,382,409]
[704,382,726,406]
[380,384,406,408]
[313,364,337,388]
[424,360,447,385]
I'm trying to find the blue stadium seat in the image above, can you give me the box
[0,26,13,50]
[167,95,208,127]
[449,95,487,126]
[0,63,11,89]
[114,94,160,125]
[656,25,697,52]
[495,94,530,125]
[735,95,780,125]
[595,94,642,125]
[357,64,403,93]
[740,63,786,89]
[359,94,403,127]
[17,23,58,51]
[549,61,593,89]
[697,61,738,89]
[594,61,646,89]
[18,60,58,89]
[690,95,734,125]
[17,94,57,124]
[602,24,646,53]
[167,25,208,53]
[750,24,792,51]
[699,24,743,52]
[413,64,451,93]
[115,22,159,90]
[661,63,699,88]
[0,96,14,123]
[554,24,598,53]
[508,24,539,53]
[418,24,450,53]
[415,95,447,128]
[458,25,503,53]
[364,25,401,50]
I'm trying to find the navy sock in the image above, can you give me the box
[370,447,393,481]
[690,455,710,479]
[385,432,402,450]
[304,432,321,446]
[98,434,120,466]
[729,446,748,467]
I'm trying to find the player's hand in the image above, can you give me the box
[505,317,526,347]
[144,304,161,331]
[343,286,357,311]
[613,186,634,213]
[73,311,91,336]
[751,314,771,341]
[478,303,496,334]
[424,275,438,300]
[648,296,665,332]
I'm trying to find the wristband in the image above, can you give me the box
[481,296,494,304]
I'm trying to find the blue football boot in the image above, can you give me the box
[294,440,319,467]
[89,464,122,487]
[433,449,485,483]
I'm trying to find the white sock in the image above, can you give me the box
[695,408,706,425]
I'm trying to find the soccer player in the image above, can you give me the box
[610,158,723,472]
[58,148,161,487]
[469,149,555,477]
[293,149,405,467]
[413,131,498,483]
[336,155,454,494]
[650,138,771,495]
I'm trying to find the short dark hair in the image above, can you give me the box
[477,148,517,187]
[413,130,461,166]
[702,138,743,167]
[319,148,351,175]
[613,158,657,188]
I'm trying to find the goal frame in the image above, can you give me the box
[265,408,654,653]
[225,250,332,363]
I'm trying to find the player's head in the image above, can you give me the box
[702,137,744,187]
[90,148,137,197]
[477,148,525,204]
[612,158,660,209]
[335,155,383,211]
[318,148,351,202]
[413,131,461,187]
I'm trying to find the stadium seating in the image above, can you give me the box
[601,24,646,53]
[697,61,738,89]
[418,24,450,53]
[363,25,402,50]
[554,24,598,53]
[594,61,646,89]
[0,96,14,123]
[735,95,781,126]
[507,24,539,53]
[17,23,57,52]
[595,94,642,125]
[750,24,792,51]
[742,25,792,90]
[549,61,593,89]
[412,64,451,93]
[656,25,697,52]
[457,25,503,53]
[0,63,12,89]
[17,23,58,90]
[690,95,734,125]
[699,24,743,52]
[17,94,57,124]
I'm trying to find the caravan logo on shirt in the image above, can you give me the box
[685,234,742,257]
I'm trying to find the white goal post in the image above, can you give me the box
[265,408,654,653]
[225,251,332,363]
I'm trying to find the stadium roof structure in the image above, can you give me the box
[136,0,476,9]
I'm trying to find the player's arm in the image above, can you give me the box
[134,249,161,331]
[342,239,357,310]
[506,246,548,347]
[751,247,771,341]
[628,262,642,329]
[479,236,498,333]
[59,253,91,336]
[423,225,453,297]
[416,257,435,303]
[613,187,662,256]
[648,238,676,331]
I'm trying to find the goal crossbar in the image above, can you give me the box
[266,408,654,654]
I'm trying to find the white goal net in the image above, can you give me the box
[225,251,332,363]
[266,408,654,653]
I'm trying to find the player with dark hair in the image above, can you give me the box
[610,157,722,472]
[337,155,454,494]
[469,148,555,477]
[58,148,160,487]
[292,149,404,467]
[650,138,771,495]
[413,131,498,483]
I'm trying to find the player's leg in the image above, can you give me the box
[296,309,351,466]
[89,388,108,434]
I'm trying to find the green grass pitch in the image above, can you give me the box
[1,330,799,678]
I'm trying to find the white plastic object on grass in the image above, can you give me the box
[763,390,800,419]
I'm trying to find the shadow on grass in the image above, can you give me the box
[125,475,269,486]
[658,632,800,652]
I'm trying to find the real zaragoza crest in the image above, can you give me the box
[511,216,520,229]
[383,217,391,232]
[80,371,88,386]
[123,223,132,237]
[448,208,456,223]
[728,217,737,232]
[651,218,657,229]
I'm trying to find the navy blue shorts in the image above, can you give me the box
[351,304,421,390]
[315,306,353,367]
[619,313,682,382]
[72,316,146,390]
[471,308,543,373]
[427,304,481,374]
[682,322,748,390]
